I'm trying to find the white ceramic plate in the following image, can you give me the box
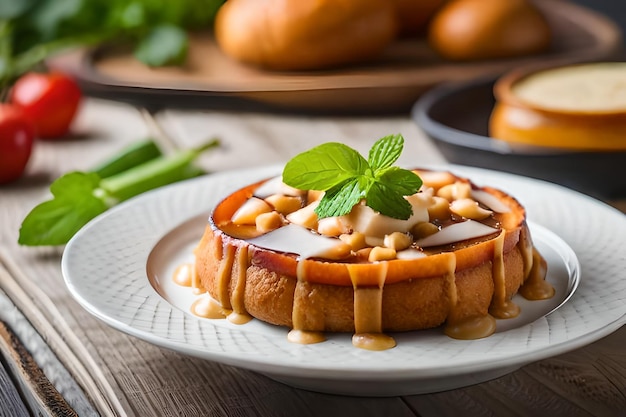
[62,165,626,396]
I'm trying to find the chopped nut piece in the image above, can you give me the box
[265,194,302,215]
[368,246,396,262]
[355,247,373,261]
[231,197,273,225]
[416,170,456,190]
[286,201,319,229]
[411,222,439,239]
[450,198,493,220]
[383,232,412,251]
[318,217,349,237]
[307,189,324,202]
[428,196,451,221]
[256,211,283,233]
[437,181,471,201]
[340,232,367,251]
[320,242,353,260]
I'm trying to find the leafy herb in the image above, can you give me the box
[282,134,422,220]
[0,0,225,88]
[134,24,188,67]
[18,172,109,246]
[18,138,219,246]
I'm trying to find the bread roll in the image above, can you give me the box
[214,0,398,70]
[428,0,551,61]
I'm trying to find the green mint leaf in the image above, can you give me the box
[375,167,423,196]
[366,181,413,220]
[18,172,108,246]
[49,171,101,198]
[368,134,403,171]
[283,134,423,220]
[134,24,188,67]
[283,142,368,191]
[314,178,365,219]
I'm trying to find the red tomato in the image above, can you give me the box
[10,71,82,139]
[0,104,35,184]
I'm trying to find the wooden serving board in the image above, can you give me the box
[49,0,622,114]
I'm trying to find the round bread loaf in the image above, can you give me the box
[214,0,397,71]
[193,169,553,350]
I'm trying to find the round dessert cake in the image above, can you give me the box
[191,168,554,350]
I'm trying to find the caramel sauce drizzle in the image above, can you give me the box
[191,297,228,319]
[519,248,555,300]
[441,254,458,312]
[489,230,521,319]
[288,261,326,344]
[445,316,497,340]
[175,206,555,350]
[174,262,205,296]
[173,263,193,287]
[216,243,236,311]
[518,225,535,278]
[228,245,253,325]
[347,263,396,351]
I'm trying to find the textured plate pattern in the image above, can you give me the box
[62,165,626,396]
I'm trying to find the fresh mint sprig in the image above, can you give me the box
[282,134,422,220]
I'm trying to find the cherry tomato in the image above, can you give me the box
[10,71,82,139]
[0,104,35,184]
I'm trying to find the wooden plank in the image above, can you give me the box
[403,327,626,417]
[0,321,77,416]
[0,358,30,417]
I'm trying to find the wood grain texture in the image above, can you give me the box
[0,359,30,417]
[0,321,77,416]
[404,328,626,417]
[0,280,99,417]
[0,98,624,417]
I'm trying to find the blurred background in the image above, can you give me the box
[575,0,626,32]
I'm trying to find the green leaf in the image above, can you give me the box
[375,166,422,196]
[118,2,146,29]
[365,181,413,220]
[314,178,365,219]
[49,171,101,198]
[0,0,36,19]
[28,0,86,40]
[283,142,368,191]
[18,172,108,246]
[282,134,422,220]
[134,24,188,67]
[368,133,403,171]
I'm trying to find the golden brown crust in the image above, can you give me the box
[428,0,551,61]
[195,225,525,332]
[214,0,398,71]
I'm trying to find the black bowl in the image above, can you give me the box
[412,77,626,200]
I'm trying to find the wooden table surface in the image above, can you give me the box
[1,98,625,417]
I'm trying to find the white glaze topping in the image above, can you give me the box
[248,223,349,259]
[414,220,498,247]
